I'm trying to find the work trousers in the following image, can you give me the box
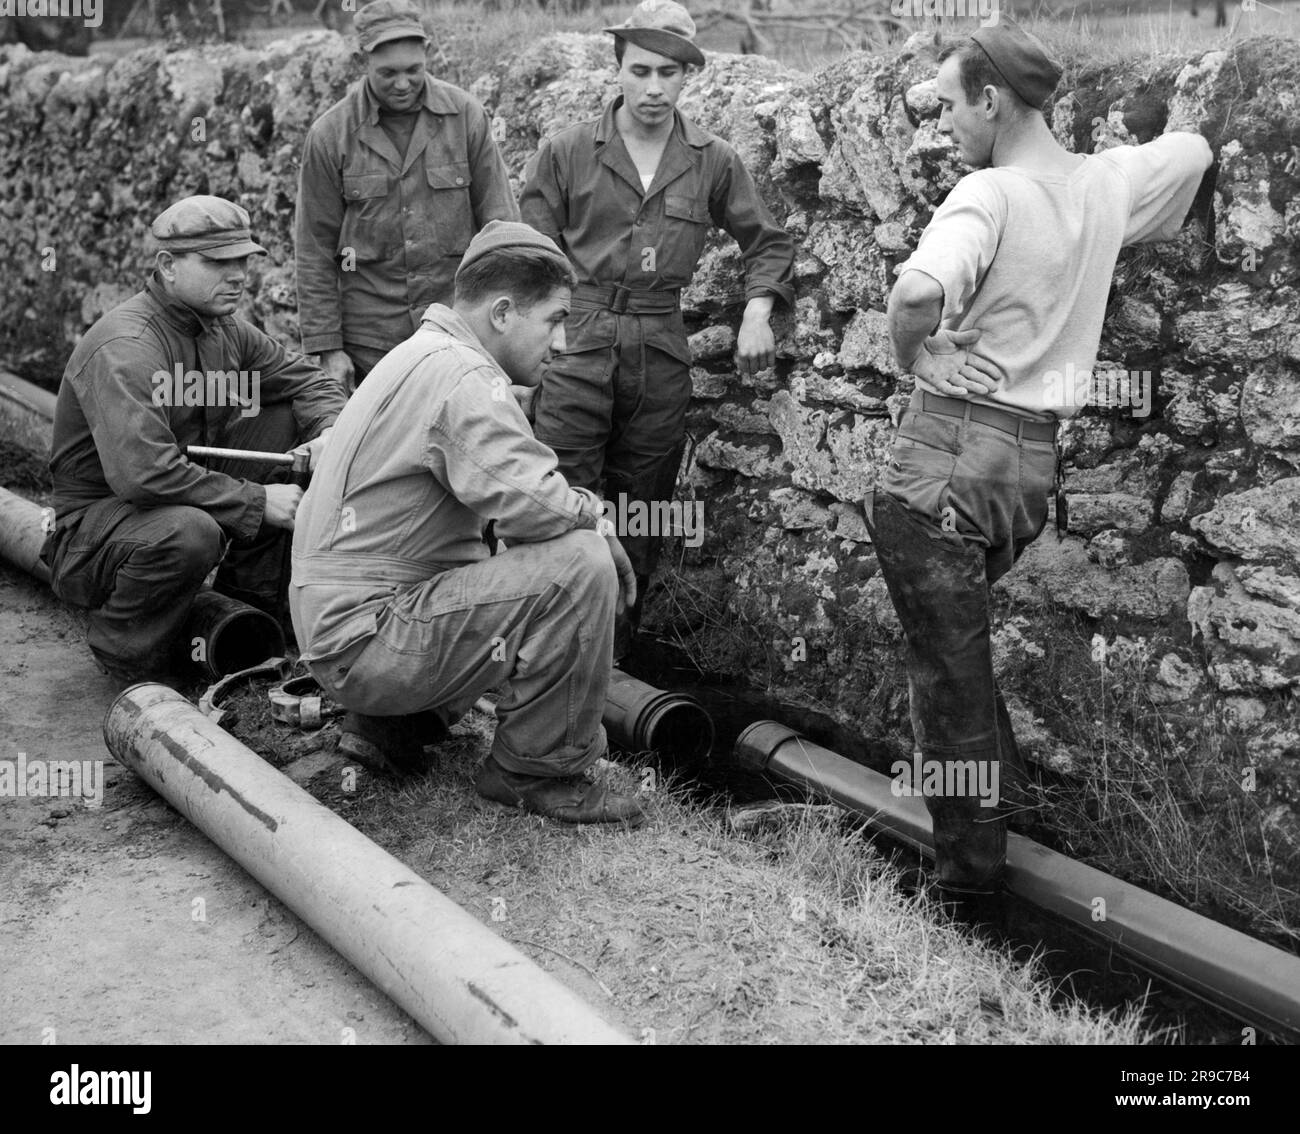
[533,307,691,583]
[305,529,617,779]
[865,389,1058,891]
[43,402,300,679]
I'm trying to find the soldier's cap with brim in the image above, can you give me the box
[970,17,1062,110]
[354,0,429,53]
[457,220,571,275]
[151,195,267,260]
[606,0,706,69]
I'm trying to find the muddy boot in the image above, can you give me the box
[475,756,645,826]
[338,711,444,779]
[936,885,1008,946]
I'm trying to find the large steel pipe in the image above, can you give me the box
[104,683,633,1045]
[0,485,51,584]
[736,720,1300,1038]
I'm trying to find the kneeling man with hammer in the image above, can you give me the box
[290,221,644,825]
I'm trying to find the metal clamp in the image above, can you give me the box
[269,674,337,730]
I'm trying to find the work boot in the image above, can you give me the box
[474,756,645,826]
[936,885,1008,946]
[338,711,445,778]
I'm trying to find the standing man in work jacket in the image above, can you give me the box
[291,221,643,824]
[295,0,518,391]
[520,0,794,652]
[868,20,1213,922]
[43,196,345,685]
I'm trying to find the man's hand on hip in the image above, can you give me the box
[263,483,304,531]
[318,349,356,394]
[906,328,1004,397]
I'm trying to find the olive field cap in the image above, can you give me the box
[606,0,706,68]
[970,17,1062,109]
[150,196,267,259]
[354,0,429,52]
[458,220,572,274]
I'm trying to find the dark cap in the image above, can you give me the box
[150,195,267,259]
[970,17,1062,110]
[606,0,705,69]
[354,0,429,53]
[457,220,571,275]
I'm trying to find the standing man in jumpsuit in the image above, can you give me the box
[868,21,1213,921]
[295,0,519,391]
[520,0,794,653]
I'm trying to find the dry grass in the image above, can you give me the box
[269,703,1153,1044]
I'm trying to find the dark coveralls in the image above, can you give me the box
[295,76,519,381]
[520,97,794,590]
[43,276,344,679]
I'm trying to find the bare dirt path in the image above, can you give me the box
[0,560,430,1045]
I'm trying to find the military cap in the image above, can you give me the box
[606,0,706,69]
[354,0,429,53]
[458,220,571,274]
[150,195,267,259]
[971,17,1062,110]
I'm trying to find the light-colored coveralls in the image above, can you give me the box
[289,304,617,776]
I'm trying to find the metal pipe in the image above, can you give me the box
[0,369,55,455]
[0,486,51,584]
[602,668,714,760]
[185,590,287,680]
[735,720,1300,1038]
[185,444,296,466]
[104,683,632,1045]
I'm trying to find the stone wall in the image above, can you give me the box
[1,30,1297,831]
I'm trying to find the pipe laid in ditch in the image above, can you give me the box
[0,486,283,680]
[603,668,714,760]
[104,683,632,1045]
[735,720,1300,1039]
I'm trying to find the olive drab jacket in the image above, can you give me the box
[519,97,795,360]
[47,275,344,540]
[295,76,519,357]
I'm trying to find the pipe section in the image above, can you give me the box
[735,720,1300,1038]
[603,667,714,760]
[104,683,632,1045]
[185,590,287,680]
[0,486,51,584]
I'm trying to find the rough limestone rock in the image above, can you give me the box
[3,31,1300,828]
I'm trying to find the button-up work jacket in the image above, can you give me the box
[49,276,345,540]
[520,97,794,361]
[295,77,519,356]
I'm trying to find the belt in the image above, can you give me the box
[570,283,681,315]
[921,392,1057,442]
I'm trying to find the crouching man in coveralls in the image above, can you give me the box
[290,222,644,825]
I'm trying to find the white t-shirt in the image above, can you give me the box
[900,132,1213,419]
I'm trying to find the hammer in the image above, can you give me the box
[186,444,312,630]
